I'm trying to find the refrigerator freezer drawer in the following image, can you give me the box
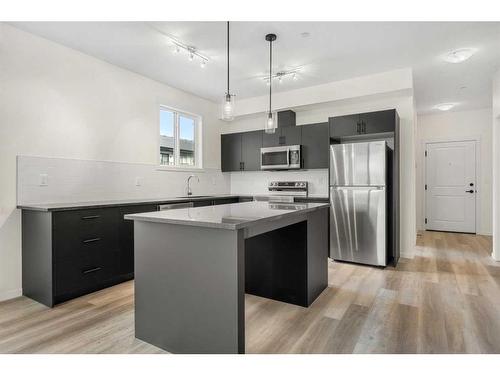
[329,141,387,186]
[329,186,386,266]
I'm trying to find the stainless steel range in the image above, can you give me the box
[266,181,308,203]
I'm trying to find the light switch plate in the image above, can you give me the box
[39,173,48,186]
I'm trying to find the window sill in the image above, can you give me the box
[156,165,206,173]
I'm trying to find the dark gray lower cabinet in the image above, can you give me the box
[193,198,239,207]
[22,204,157,307]
[118,205,158,276]
[193,200,213,207]
[213,197,239,205]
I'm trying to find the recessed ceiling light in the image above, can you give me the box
[435,103,457,111]
[443,48,476,63]
[300,32,310,38]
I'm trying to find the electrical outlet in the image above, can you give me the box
[39,173,48,186]
[135,177,143,186]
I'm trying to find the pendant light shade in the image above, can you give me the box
[264,33,277,134]
[265,111,276,134]
[221,21,235,121]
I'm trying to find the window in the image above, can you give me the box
[159,106,201,168]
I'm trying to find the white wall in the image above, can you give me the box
[226,92,417,259]
[493,69,500,260]
[0,24,224,301]
[416,108,493,235]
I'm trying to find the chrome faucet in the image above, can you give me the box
[186,175,199,196]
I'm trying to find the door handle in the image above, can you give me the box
[465,190,474,193]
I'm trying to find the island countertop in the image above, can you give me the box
[124,201,329,230]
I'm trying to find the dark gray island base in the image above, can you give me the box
[125,201,329,354]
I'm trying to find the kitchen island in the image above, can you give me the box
[125,201,329,354]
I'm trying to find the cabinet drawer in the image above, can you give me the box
[54,252,115,296]
[53,208,116,235]
[54,233,117,262]
[53,208,118,261]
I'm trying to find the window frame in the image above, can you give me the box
[158,105,203,171]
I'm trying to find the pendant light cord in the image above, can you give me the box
[269,37,272,114]
[227,21,230,96]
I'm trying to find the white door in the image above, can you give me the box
[425,141,476,233]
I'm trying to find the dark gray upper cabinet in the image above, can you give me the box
[360,110,396,134]
[241,130,262,171]
[221,133,242,172]
[329,109,396,138]
[301,122,329,169]
[262,131,281,147]
[262,127,301,147]
[280,126,301,146]
[329,114,361,137]
[221,131,262,172]
[277,110,296,128]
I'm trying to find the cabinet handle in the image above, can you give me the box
[241,162,245,170]
[83,267,102,274]
[82,237,101,244]
[362,121,366,134]
[82,215,100,220]
[357,122,361,134]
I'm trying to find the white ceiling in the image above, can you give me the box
[10,21,500,114]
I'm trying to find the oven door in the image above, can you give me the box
[261,146,289,170]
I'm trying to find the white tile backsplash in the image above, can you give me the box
[17,155,230,205]
[229,169,329,197]
[17,156,329,205]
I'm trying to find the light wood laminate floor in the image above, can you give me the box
[1,231,499,354]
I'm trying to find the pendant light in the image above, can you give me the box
[221,21,235,121]
[264,33,277,134]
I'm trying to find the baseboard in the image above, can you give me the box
[400,250,415,259]
[0,288,22,302]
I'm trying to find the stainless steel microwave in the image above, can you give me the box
[260,145,301,170]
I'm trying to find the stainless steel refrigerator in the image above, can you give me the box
[329,141,389,266]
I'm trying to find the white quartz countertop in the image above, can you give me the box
[125,201,329,230]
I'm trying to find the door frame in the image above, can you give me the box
[420,136,482,234]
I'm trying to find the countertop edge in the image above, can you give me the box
[17,195,329,212]
[16,195,253,212]
[124,203,330,230]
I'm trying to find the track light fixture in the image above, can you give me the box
[169,39,209,67]
[263,68,301,84]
